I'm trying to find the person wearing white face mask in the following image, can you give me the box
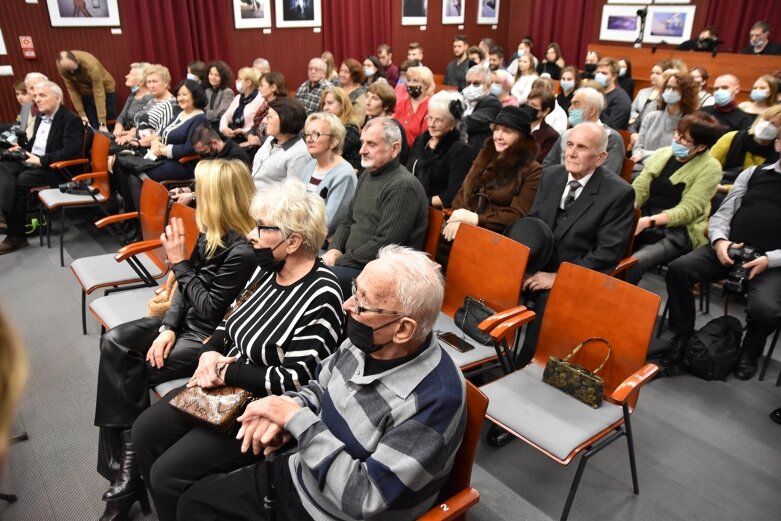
[628,113,723,286]
[594,57,632,130]
[702,74,755,132]
[219,67,263,143]
[738,75,778,116]
[460,65,502,158]
[740,20,781,56]
[362,55,385,87]
[632,71,699,170]
[710,105,781,206]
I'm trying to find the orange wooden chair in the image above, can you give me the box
[610,207,641,280]
[88,202,198,334]
[436,223,530,374]
[619,157,635,183]
[417,381,487,521]
[69,179,171,334]
[480,263,661,521]
[424,207,445,260]
[37,132,112,266]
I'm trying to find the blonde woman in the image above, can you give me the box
[738,74,778,115]
[320,86,363,169]
[394,65,436,144]
[94,159,257,521]
[0,305,26,470]
[219,67,263,143]
[510,54,539,104]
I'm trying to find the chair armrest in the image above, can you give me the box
[72,171,108,183]
[611,257,638,278]
[95,211,140,228]
[610,363,659,403]
[488,310,537,342]
[417,488,480,521]
[178,154,200,164]
[114,240,162,262]
[479,305,528,334]
[49,158,89,170]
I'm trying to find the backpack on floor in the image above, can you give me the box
[682,316,743,381]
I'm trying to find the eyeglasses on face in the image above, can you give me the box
[256,224,280,235]
[304,131,332,141]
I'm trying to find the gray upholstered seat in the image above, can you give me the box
[481,363,624,461]
[435,312,499,369]
[89,287,158,330]
[38,188,107,207]
[153,378,190,398]
[71,252,165,293]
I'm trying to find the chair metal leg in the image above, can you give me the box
[38,206,44,247]
[560,427,628,521]
[623,404,640,494]
[59,207,66,267]
[759,328,780,382]
[0,492,18,503]
[656,301,669,338]
[82,290,87,335]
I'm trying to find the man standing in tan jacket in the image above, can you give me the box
[56,50,116,132]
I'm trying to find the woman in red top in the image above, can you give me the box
[394,65,435,145]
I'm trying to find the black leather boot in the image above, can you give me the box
[99,484,151,521]
[102,430,140,501]
[659,334,690,369]
[486,424,514,447]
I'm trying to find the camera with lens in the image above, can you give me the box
[725,245,762,294]
[0,149,27,162]
[58,180,99,196]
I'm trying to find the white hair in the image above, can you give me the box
[24,72,48,89]
[427,90,465,124]
[574,87,605,115]
[466,65,491,83]
[364,116,402,148]
[576,121,609,153]
[376,245,444,342]
[253,57,270,70]
[34,80,63,100]
[309,58,327,71]
[250,179,327,257]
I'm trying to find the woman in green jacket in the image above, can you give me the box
[627,112,724,284]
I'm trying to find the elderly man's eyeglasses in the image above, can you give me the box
[304,131,332,142]
[350,279,402,316]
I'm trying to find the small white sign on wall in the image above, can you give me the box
[0,29,6,55]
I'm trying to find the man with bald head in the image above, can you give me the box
[295,57,332,115]
[0,81,83,253]
[703,74,755,132]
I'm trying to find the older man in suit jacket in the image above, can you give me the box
[0,81,84,254]
[520,122,635,365]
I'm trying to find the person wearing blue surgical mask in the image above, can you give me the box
[113,63,152,140]
[627,113,723,286]
[738,75,778,116]
[631,72,699,169]
[594,58,632,130]
[702,74,755,132]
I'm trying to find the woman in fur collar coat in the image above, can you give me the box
[444,106,542,240]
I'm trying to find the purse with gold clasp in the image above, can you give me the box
[542,337,611,408]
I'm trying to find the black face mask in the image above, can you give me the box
[347,314,403,354]
[584,63,597,73]
[406,85,423,99]
[254,237,288,273]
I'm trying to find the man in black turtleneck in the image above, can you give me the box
[702,74,755,133]
[665,134,781,381]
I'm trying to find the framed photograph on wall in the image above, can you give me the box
[233,0,271,29]
[402,0,428,26]
[442,0,465,25]
[46,0,120,27]
[477,0,499,25]
[275,0,321,28]
[643,5,696,45]
[599,5,641,43]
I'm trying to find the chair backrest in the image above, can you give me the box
[139,179,172,270]
[443,224,529,316]
[425,207,445,259]
[619,158,634,183]
[436,381,488,501]
[168,202,199,259]
[618,129,632,151]
[533,263,661,409]
[624,207,641,258]
[90,132,111,174]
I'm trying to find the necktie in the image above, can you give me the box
[563,180,581,210]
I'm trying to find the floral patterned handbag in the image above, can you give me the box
[542,337,612,408]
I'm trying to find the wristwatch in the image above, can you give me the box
[158,324,173,333]
[647,217,656,228]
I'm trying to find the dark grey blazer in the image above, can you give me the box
[528,164,635,274]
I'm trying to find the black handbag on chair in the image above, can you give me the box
[454,296,495,345]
